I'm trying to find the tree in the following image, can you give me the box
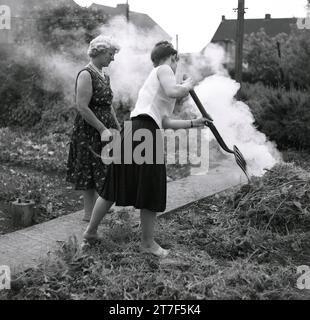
[35,6,108,55]
[243,29,288,87]
[281,28,310,89]
[243,27,310,89]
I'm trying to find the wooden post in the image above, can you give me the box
[10,199,35,228]
[235,0,245,97]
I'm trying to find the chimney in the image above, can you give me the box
[265,13,271,20]
[222,15,226,21]
[116,3,130,20]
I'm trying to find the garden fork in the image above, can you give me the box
[189,88,251,183]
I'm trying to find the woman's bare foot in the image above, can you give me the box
[140,241,170,258]
[83,231,104,242]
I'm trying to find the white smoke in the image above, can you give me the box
[101,16,170,105]
[189,44,282,177]
[13,32,86,103]
[13,15,169,105]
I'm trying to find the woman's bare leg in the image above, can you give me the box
[84,196,114,238]
[82,189,98,221]
[140,208,157,247]
[140,209,169,257]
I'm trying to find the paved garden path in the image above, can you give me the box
[0,158,247,273]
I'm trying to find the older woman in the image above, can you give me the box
[66,35,121,222]
[82,41,209,258]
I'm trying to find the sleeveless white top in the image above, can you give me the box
[130,66,176,129]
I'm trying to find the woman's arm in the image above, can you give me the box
[111,105,122,131]
[157,65,194,99]
[162,116,210,130]
[76,71,106,135]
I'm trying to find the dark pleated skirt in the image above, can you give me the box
[99,114,167,212]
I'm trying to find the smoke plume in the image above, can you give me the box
[13,15,169,107]
[184,44,282,177]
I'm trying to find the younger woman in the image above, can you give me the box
[83,41,208,257]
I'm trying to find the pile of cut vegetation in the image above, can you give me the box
[232,163,310,234]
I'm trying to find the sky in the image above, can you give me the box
[73,0,309,52]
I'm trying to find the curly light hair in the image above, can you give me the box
[87,35,120,58]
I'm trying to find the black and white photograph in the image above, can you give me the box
[0,0,310,305]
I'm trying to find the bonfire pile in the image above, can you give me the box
[231,163,310,234]
[190,162,310,266]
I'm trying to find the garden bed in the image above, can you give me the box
[0,164,83,235]
[0,127,193,234]
[1,162,309,300]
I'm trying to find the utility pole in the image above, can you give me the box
[234,0,246,96]
[126,0,130,22]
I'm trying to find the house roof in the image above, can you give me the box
[211,17,298,42]
[90,3,171,39]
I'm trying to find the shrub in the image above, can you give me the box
[241,83,310,151]
[0,56,66,128]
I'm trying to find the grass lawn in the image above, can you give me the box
[1,162,309,300]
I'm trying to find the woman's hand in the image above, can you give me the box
[100,127,113,142]
[192,117,213,128]
[181,77,195,91]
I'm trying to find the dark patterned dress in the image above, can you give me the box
[66,65,119,191]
